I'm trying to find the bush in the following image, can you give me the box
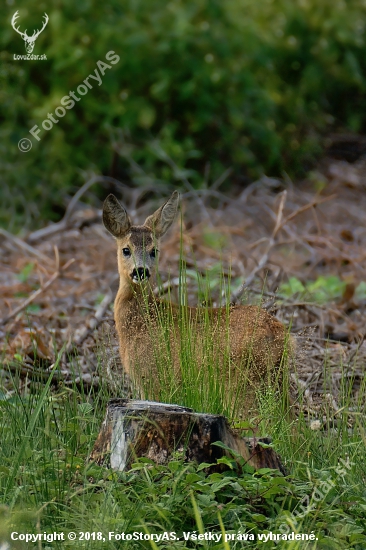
[1,0,366,228]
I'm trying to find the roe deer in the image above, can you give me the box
[103,191,290,415]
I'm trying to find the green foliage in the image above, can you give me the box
[280,275,344,303]
[16,262,34,283]
[2,0,366,228]
[279,275,365,304]
[0,368,366,549]
[355,281,366,301]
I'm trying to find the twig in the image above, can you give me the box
[245,287,280,299]
[4,361,100,389]
[281,194,337,227]
[181,188,237,207]
[77,289,114,342]
[154,277,181,295]
[0,258,75,326]
[53,245,60,271]
[63,175,127,224]
[149,142,214,225]
[229,191,287,304]
[27,175,128,243]
[211,167,233,190]
[65,287,114,353]
[228,193,337,304]
[4,361,63,382]
[347,334,366,364]
[27,219,69,244]
[238,176,281,204]
[0,227,51,264]
[279,301,326,309]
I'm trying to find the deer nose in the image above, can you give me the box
[131,267,150,282]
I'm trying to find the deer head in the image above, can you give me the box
[103,192,180,286]
[11,11,49,54]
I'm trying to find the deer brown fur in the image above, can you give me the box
[103,191,290,415]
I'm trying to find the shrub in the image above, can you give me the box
[1,0,366,227]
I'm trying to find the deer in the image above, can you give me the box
[103,191,292,416]
[11,11,49,54]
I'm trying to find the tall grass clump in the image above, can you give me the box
[133,237,293,425]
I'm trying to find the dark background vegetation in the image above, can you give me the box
[1,0,366,229]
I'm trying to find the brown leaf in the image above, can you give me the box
[341,283,355,304]
[340,229,354,242]
[4,328,54,361]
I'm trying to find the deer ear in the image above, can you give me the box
[144,191,180,237]
[103,194,131,238]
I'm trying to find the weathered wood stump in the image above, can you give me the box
[90,399,285,474]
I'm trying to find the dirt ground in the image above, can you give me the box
[1,157,366,424]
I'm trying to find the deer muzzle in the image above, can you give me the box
[131,267,150,283]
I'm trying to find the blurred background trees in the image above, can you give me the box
[1,0,366,229]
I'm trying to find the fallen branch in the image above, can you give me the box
[4,361,63,382]
[27,175,128,243]
[27,219,69,244]
[211,167,233,190]
[229,193,336,304]
[0,227,51,264]
[238,176,282,204]
[0,258,75,326]
[4,361,100,389]
[65,287,114,353]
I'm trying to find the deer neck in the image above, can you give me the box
[117,275,155,304]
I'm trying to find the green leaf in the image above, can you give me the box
[196,462,214,471]
[168,460,181,473]
[185,473,202,484]
[216,456,235,469]
[16,263,35,283]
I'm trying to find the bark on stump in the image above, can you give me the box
[90,399,285,474]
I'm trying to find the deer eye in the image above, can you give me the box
[150,248,158,258]
[122,248,131,257]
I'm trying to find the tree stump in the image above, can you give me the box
[90,399,285,474]
[90,399,286,474]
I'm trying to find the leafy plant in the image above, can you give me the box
[279,275,357,303]
[2,0,366,228]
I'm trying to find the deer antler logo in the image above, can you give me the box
[11,11,49,54]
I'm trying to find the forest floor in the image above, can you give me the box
[1,156,366,425]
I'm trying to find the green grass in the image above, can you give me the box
[0,361,365,549]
